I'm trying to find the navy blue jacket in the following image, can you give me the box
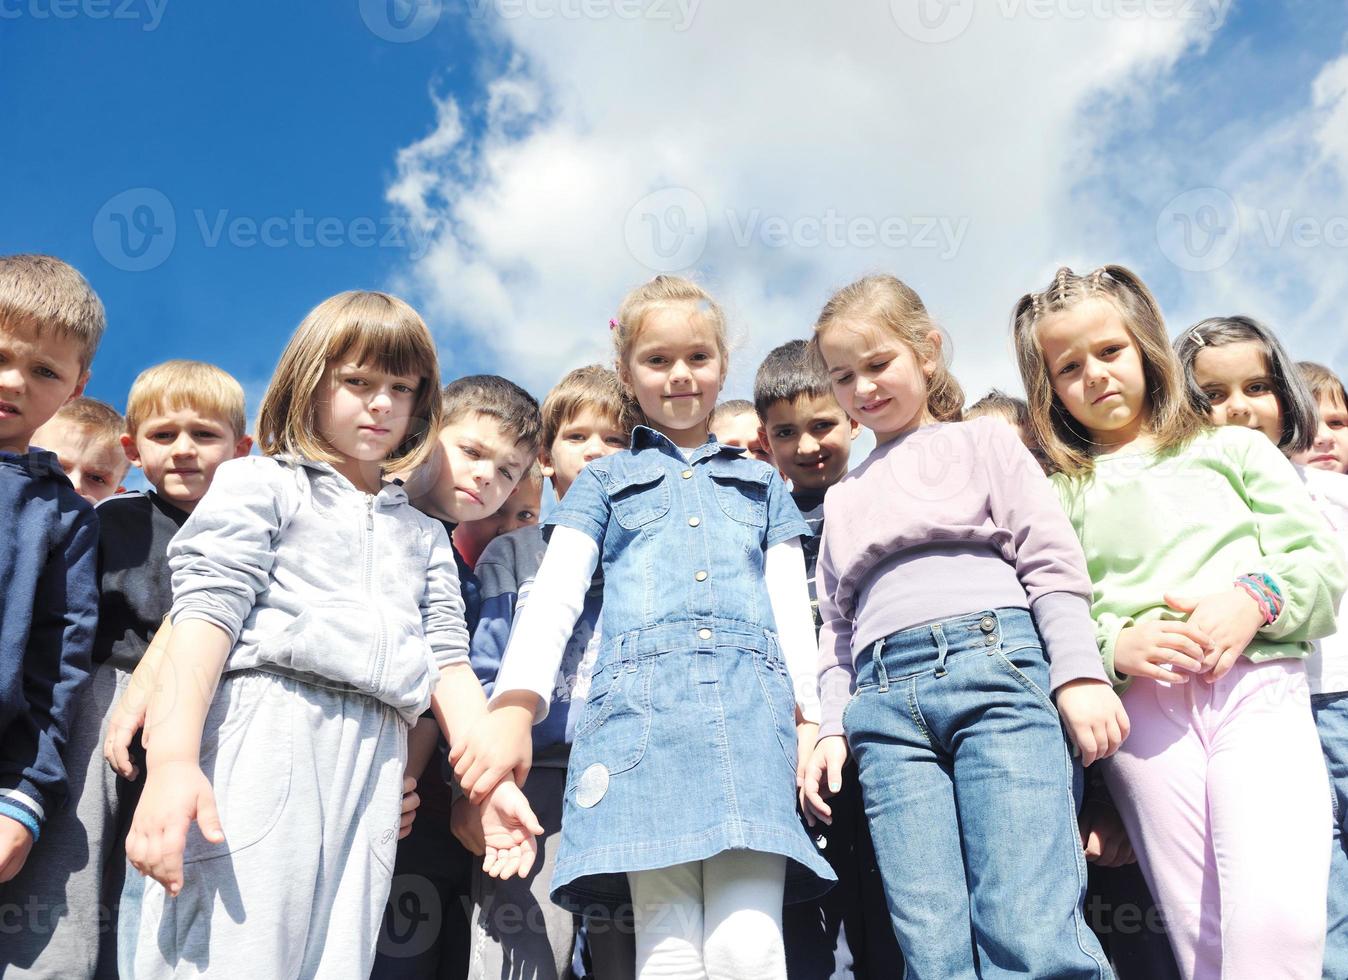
[0,450,99,839]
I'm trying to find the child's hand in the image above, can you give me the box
[478,779,544,880]
[795,720,819,789]
[0,814,35,883]
[125,761,223,896]
[1078,800,1136,867]
[450,796,485,855]
[399,776,420,841]
[1164,588,1266,682]
[1113,620,1209,683]
[451,698,536,804]
[799,735,849,828]
[1054,679,1130,767]
[104,689,150,780]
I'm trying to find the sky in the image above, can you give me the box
[3,0,1347,484]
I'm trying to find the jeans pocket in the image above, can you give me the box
[571,659,652,776]
[706,463,769,528]
[606,468,670,530]
[991,642,1055,712]
[751,648,800,774]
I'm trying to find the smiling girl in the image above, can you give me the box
[454,275,835,979]
[119,291,541,979]
[798,273,1122,979]
[1015,266,1345,980]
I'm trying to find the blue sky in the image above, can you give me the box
[3,0,1346,442]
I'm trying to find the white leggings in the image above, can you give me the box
[627,852,787,980]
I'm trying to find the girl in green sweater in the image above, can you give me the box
[1012,265,1345,980]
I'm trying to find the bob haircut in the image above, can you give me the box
[1173,316,1318,456]
[255,290,442,472]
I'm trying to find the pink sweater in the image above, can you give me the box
[816,417,1106,737]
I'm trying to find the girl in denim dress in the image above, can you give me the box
[456,276,835,979]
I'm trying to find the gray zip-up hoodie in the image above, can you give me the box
[169,455,469,725]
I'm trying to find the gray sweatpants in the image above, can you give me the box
[118,670,408,979]
[469,765,635,980]
[1,662,132,980]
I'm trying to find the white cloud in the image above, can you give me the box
[382,1,1345,407]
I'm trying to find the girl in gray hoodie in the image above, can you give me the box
[118,291,542,979]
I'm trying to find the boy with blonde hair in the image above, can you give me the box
[5,359,250,978]
[30,397,130,503]
[0,255,105,964]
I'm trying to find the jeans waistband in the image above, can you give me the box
[858,608,1034,686]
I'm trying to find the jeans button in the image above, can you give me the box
[985,633,998,646]
[688,516,701,527]
[980,616,996,632]
[681,469,694,479]
[694,570,708,582]
[697,628,712,640]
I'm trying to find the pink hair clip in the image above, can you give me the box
[609,319,619,331]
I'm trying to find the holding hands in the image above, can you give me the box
[799,734,849,827]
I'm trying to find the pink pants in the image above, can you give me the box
[1104,657,1331,980]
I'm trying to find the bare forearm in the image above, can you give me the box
[144,619,231,769]
[405,717,440,779]
[431,662,490,752]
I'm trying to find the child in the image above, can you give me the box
[452,462,544,568]
[373,373,543,980]
[753,339,904,980]
[120,292,541,979]
[4,360,251,978]
[1293,361,1348,474]
[30,396,130,503]
[0,254,103,916]
[710,397,773,464]
[457,275,836,979]
[459,364,639,980]
[798,274,1122,980]
[1175,316,1348,978]
[963,388,1050,472]
[1014,267,1344,980]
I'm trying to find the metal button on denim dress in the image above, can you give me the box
[543,426,837,916]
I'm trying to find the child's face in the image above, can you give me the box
[316,357,419,473]
[459,477,542,549]
[1036,298,1149,450]
[712,410,773,464]
[817,319,937,444]
[30,417,128,503]
[760,394,859,491]
[125,405,252,512]
[622,307,725,444]
[1191,341,1283,446]
[541,405,629,499]
[426,412,531,523]
[0,315,88,454]
[1293,393,1348,473]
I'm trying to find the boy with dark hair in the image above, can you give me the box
[0,254,105,954]
[456,363,639,980]
[376,374,544,980]
[752,339,901,980]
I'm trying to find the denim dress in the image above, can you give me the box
[544,426,837,916]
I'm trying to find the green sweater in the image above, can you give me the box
[1052,426,1346,689]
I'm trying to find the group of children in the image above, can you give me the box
[0,252,1345,980]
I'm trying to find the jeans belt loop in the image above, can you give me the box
[932,622,950,678]
[870,638,889,693]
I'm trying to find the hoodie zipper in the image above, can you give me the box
[366,494,387,690]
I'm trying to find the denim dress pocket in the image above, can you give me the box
[706,458,770,528]
[606,467,671,530]
[571,657,652,775]
[752,642,801,774]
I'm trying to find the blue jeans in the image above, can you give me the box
[843,608,1111,980]
[1312,690,1348,980]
